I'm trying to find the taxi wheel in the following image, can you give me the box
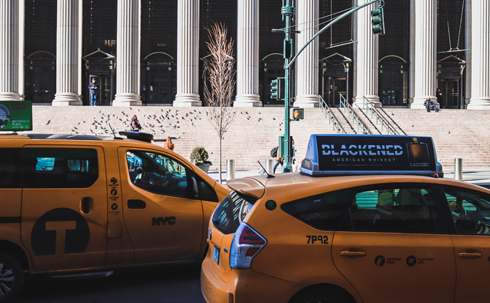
[291,287,355,303]
[0,253,24,303]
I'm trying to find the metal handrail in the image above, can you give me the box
[355,102,382,134]
[339,95,373,134]
[358,96,399,135]
[376,105,407,136]
[319,97,345,134]
[335,107,356,134]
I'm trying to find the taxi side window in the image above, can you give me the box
[196,175,219,202]
[281,189,353,230]
[23,148,98,188]
[348,186,440,233]
[443,186,490,235]
[126,150,190,198]
[0,148,21,188]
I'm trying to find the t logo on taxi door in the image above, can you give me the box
[31,208,90,256]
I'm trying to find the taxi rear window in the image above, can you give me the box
[212,190,257,234]
[281,189,353,230]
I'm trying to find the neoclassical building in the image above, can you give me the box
[0,0,489,109]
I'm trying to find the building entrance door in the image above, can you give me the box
[440,80,459,109]
[141,53,175,105]
[261,54,285,106]
[142,62,173,104]
[378,56,408,106]
[324,77,346,106]
[379,69,403,106]
[89,75,111,106]
[25,51,56,104]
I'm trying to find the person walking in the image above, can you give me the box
[131,115,142,132]
[163,136,175,151]
[88,78,99,106]
[273,154,284,174]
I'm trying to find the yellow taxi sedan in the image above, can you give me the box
[201,134,490,303]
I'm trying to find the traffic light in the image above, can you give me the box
[371,7,385,35]
[291,108,304,121]
[270,78,285,100]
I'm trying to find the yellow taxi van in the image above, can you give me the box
[202,134,490,303]
[0,132,228,302]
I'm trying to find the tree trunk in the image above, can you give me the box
[219,136,222,183]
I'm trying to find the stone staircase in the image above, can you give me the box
[24,106,490,171]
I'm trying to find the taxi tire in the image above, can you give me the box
[290,287,355,303]
[0,253,24,303]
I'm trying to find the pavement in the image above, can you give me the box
[207,169,490,189]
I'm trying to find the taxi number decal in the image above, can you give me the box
[306,235,329,244]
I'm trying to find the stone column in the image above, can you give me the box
[113,0,142,106]
[467,1,490,109]
[18,0,25,100]
[354,0,380,108]
[234,0,261,107]
[173,0,201,107]
[293,0,319,108]
[412,0,437,109]
[0,0,21,101]
[53,0,82,106]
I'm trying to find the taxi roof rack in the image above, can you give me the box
[118,131,153,143]
[26,134,103,141]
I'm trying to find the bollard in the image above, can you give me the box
[266,158,275,174]
[190,159,196,165]
[454,158,463,181]
[226,159,235,181]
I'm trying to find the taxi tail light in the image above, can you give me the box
[230,223,267,269]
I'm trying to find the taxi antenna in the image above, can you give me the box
[108,124,116,139]
[257,161,275,178]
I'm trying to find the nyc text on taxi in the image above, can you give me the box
[202,135,490,303]
[0,132,229,302]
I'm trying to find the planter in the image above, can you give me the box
[196,163,211,174]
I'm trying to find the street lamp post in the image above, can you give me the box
[273,0,382,172]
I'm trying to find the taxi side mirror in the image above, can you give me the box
[191,176,200,199]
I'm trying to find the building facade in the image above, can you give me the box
[1,0,489,109]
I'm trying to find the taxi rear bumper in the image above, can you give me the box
[201,254,304,303]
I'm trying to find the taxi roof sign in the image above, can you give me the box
[300,134,439,176]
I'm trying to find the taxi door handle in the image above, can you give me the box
[340,251,366,257]
[81,197,91,214]
[458,252,482,258]
[128,199,146,209]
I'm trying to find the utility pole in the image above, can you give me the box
[281,0,295,172]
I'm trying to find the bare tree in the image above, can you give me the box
[204,23,236,183]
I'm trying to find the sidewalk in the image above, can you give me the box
[208,169,490,188]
